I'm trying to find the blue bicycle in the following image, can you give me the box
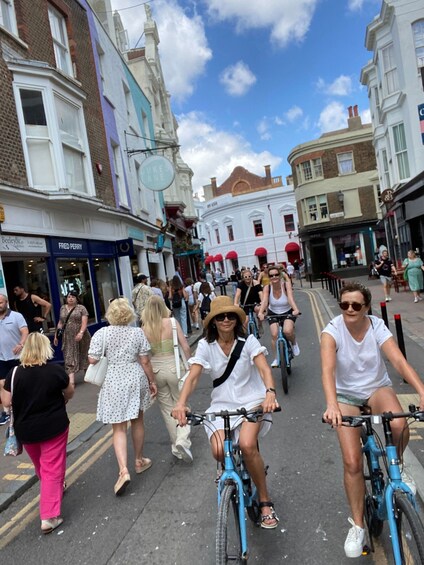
[244,304,259,338]
[187,407,280,564]
[340,405,424,564]
[267,314,299,394]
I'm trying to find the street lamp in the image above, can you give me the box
[338,191,345,209]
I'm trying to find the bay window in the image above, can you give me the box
[392,123,410,180]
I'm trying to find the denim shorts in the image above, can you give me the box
[267,309,296,325]
[379,275,392,285]
[337,393,370,407]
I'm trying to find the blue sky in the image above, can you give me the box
[111,0,383,195]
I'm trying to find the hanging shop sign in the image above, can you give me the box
[116,238,134,257]
[139,155,175,191]
[418,103,424,144]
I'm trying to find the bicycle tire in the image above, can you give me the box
[247,320,256,338]
[278,341,288,394]
[361,430,384,539]
[216,483,243,564]
[393,491,424,564]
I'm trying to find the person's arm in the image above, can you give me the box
[139,354,158,398]
[31,295,52,321]
[0,383,11,408]
[13,326,29,356]
[182,287,188,300]
[321,333,342,426]
[382,338,424,410]
[253,352,278,412]
[172,363,203,426]
[234,287,242,306]
[258,285,269,320]
[63,377,75,401]
[75,314,88,342]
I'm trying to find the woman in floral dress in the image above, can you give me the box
[54,291,91,386]
[403,250,424,303]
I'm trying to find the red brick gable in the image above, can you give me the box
[212,165,282,197]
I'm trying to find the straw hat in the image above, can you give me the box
[203,296,246,329]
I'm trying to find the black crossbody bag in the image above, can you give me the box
[213,339,245,388]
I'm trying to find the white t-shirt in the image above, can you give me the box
[322,315,393,400]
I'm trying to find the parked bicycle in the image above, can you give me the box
[244,304,260,338]
[186,406,280,564]
[331,405,424,564]
[267,314,300,394]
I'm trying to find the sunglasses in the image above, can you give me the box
[269,273,280,278]
[214,312,239,322]
[339,301,366,311]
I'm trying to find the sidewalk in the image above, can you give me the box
[0,327,204,513]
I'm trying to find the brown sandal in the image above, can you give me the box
[259,501,279,529]
[114,468,130,495]
[135,457,152,474]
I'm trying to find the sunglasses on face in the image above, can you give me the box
[269,273,280,278]
[339,301,366,311]
[214,312,238,322]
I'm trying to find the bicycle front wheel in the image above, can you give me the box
[393,491,424,564]
[278,341,288,394]
[216,483,243,564]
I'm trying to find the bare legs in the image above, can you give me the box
[111,411,147,473]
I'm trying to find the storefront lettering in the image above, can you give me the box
[0,235,46,253]
[58,242,83,251]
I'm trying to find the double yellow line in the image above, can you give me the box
[0,428,112,549]
[302,289,326,338]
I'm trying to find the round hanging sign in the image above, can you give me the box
[139,155,175,192]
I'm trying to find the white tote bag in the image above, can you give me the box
[84,328,108,387]
[171,318,189,391]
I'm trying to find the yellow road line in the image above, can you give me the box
[0,428,112,549]
[302,289,325,339]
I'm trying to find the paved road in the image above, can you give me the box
[0,279,423,564]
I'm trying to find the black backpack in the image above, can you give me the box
[200,294,211,319]
[172,290,182,309]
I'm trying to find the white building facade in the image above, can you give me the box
[361,0,424,261]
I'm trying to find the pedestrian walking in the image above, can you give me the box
[169,275,188,336]
[0,294,28,425]
[1,332,74,534]
[131,273,153,324]
[13,283,52,333]
[402,250,424,303]
[375,250,397,302]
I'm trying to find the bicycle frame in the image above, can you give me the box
[276,323,291,368]
[245,304,259,338]
[362,416,417,564]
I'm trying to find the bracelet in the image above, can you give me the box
[266,387,276,394]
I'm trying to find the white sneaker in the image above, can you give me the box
[292,343,300,357]
[271,359,278,368]
[344,517,365,558]
[401,469,417,495]
[175,443,193,463]
[386,297,392,302]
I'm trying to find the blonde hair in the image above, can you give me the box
[142,295,170,344]
[20,332,54,367]
[105,297,135,326]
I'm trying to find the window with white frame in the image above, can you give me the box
[296,157,323,184]
[96,43,105,93]
[381,149,390,189]
[381,44,399,95]
[253,219,263,236]
[227,225,234,241]
[373,87,381,124]
[305,195,328,223]
[412,20,424,68]
[215,228,220,244]
[337,151,354,175]
[0,0,17,35]
[112,142,128,206]
[392,123,410,181]
[48,5,73,76]
[135,161,146,212]
[283,214,295,232]
[14,73,93,194]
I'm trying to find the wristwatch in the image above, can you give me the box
[266,388,276,394]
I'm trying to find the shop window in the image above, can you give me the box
[227,225,234,242]
[333,234,362,268]
[253,220,263,237]
[0,0,17,35]
[337,152,354,175]
[93,258,118,318]
[57,259,95,321]
[283,214,295,232]
[48,5,73,77]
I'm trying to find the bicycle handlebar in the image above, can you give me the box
[186,406,282,426]
[322,405,424,427]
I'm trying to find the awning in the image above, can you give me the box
[204,256,213,265]
[285,242,300,252]
[226,250,238,260]
[214,253,223,262]
[254,247,267,256]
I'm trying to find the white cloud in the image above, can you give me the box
[177,111,282,194]
[317,75,353,96]
[361,108,371,123]
[348,0,365,10]
[317,101,348,133]
[257,118,271,140]
[111,0,212,103]
[220,61,257,97]
[206,0,319,47]
[285,105,303,122]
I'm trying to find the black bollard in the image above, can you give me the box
[309,273,313,288]
[394,313,407,359]
[380,301,389,328]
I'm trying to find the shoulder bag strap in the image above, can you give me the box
[213,339,245,388]
[9,366,18,426]
[242,285,251,308]
[101,327,107,357]
[170,318,180,381]
[62,306,76,331]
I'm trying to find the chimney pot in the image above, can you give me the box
[348,106,353,118]
[353,105,358,117]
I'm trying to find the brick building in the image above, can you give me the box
[287,107,384,276]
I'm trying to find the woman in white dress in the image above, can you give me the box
[172,296,280,529]
[88,298,157,496]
